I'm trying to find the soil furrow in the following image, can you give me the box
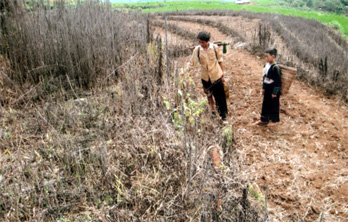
[156,17,348,222]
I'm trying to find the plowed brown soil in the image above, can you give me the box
[155,18,348,222]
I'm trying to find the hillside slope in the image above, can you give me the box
[152,16,348,221]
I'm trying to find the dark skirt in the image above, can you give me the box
[202,78,228,120]
[261,89,280,123]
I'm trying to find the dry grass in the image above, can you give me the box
[0,1,265,221]
[0,61,264,220]
[1,1,149,89]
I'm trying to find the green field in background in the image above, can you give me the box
[114,0,348,37]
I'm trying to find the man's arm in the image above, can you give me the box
[215,45,225,82]
[219,62,224,72]
[188,47,199,70]
[219,62,225,82]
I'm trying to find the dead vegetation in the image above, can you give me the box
[2,2,347,221]
[1,1,150,89]
[0,1,265,221]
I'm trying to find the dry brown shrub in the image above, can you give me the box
[0,2,264,221]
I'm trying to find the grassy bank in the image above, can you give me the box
[115,1,348,37]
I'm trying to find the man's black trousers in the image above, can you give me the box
[202,78,228,120]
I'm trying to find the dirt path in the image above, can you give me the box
[155,19,348,222]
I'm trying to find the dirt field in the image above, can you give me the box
[153,18,348,222]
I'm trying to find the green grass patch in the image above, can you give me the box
[253,0,279,6]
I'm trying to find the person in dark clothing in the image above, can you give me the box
[254,48,282,127]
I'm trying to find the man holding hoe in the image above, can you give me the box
[189,31,228,124]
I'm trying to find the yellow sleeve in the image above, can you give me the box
[189,47,199,69]
[215,45,223,63]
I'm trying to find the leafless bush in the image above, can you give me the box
[0,51,264,221]
[250,23,273,56]
[0,1,147,89]
[0,2,265,221]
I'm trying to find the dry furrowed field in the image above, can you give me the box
[151,13,348,222]
[1,1,348,221]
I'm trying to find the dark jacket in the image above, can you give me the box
[262,64,282,95]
